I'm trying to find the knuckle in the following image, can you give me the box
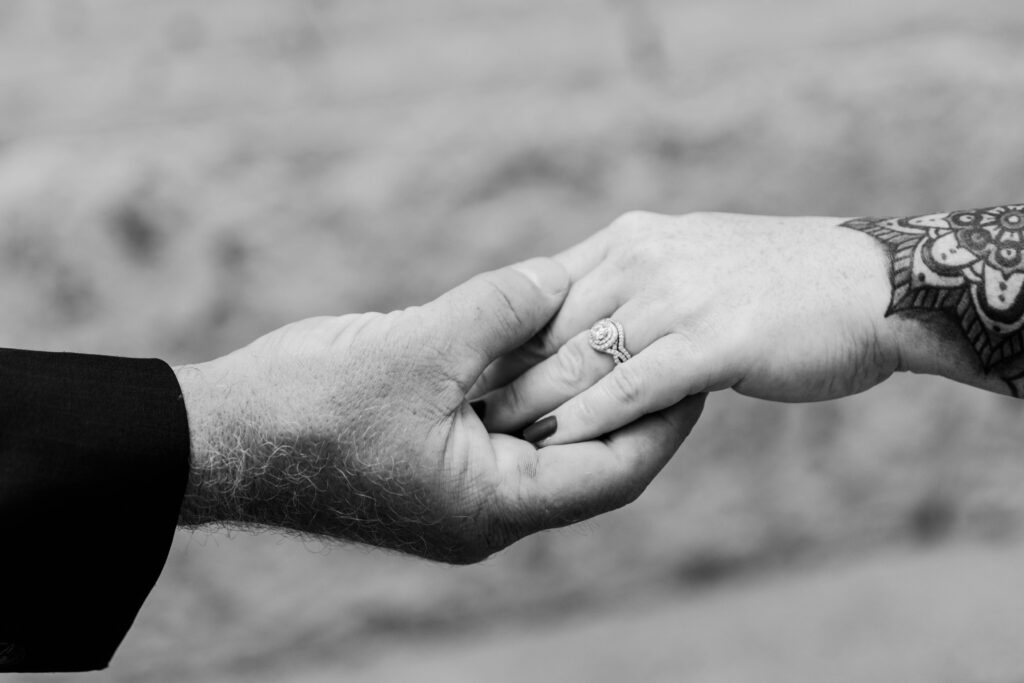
[569,392,600,426]
[611,209,658,234]
[499,375,528,413]
[480,278,526,339]
[553,338,591,390]
[629,239,664,268]
[607,214,667,267]
[605,362,646,405]
[518,322,560,363]
[534,321,563,355]
[662,329,701,357]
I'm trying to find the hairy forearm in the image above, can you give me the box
[172,361,447,556]
[841,205,1024,397]
[173,361,267,528]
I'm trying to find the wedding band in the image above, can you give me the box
[589,318,632,364]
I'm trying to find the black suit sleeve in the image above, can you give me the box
[0,349,191,672]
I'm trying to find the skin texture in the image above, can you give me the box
[475,210,1020,447]
[174,257,705,564]
[841,207,1024,396]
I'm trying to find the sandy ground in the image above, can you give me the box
[4,1,1024,680]
[284,541,1024,683]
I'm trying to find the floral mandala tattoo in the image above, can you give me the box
[841,205,1024,396]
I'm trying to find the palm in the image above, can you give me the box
[444,405,704,551]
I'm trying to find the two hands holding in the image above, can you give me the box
[174,209,1014,563]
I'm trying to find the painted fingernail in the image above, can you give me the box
[523,415,557,444]
[470,400,487,420]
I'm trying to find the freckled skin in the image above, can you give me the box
[478,209,1024,448]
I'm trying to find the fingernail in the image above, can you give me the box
[523,415,557,444]
[470,400,487,420]
[511,258,568,296]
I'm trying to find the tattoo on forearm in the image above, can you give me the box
[841,205,1024,396]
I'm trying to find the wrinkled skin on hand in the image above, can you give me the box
[476,211,898,446]
[176,258,704,564]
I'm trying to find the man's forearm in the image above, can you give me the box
[841,205,1024,397]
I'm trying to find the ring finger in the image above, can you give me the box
[479,297,666,434]
[469,267,623,400]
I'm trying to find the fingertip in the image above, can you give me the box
[443,258,572,387]
[510,257,570,298]
[523,415,557,444]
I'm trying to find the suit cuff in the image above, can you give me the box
[0,349,191,672]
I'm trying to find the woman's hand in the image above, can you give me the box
[474,211,900,445]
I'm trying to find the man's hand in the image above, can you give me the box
[474,211,903,445]
[174,258,704,564]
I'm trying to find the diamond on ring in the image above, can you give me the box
[589,318,632,364]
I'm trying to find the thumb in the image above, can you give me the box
[426,257,570,385]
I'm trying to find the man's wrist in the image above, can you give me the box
[173,360,245,526]
[172,353,352,534]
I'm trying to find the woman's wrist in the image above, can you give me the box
[840,205,1024,397]
[849,237,995,389]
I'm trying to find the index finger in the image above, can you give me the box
[468,227,613,400]
[468,263,620,400]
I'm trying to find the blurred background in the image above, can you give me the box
[4,0,1024,681]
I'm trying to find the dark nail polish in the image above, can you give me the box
[470,400,487,420]
[523,415,557,444]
